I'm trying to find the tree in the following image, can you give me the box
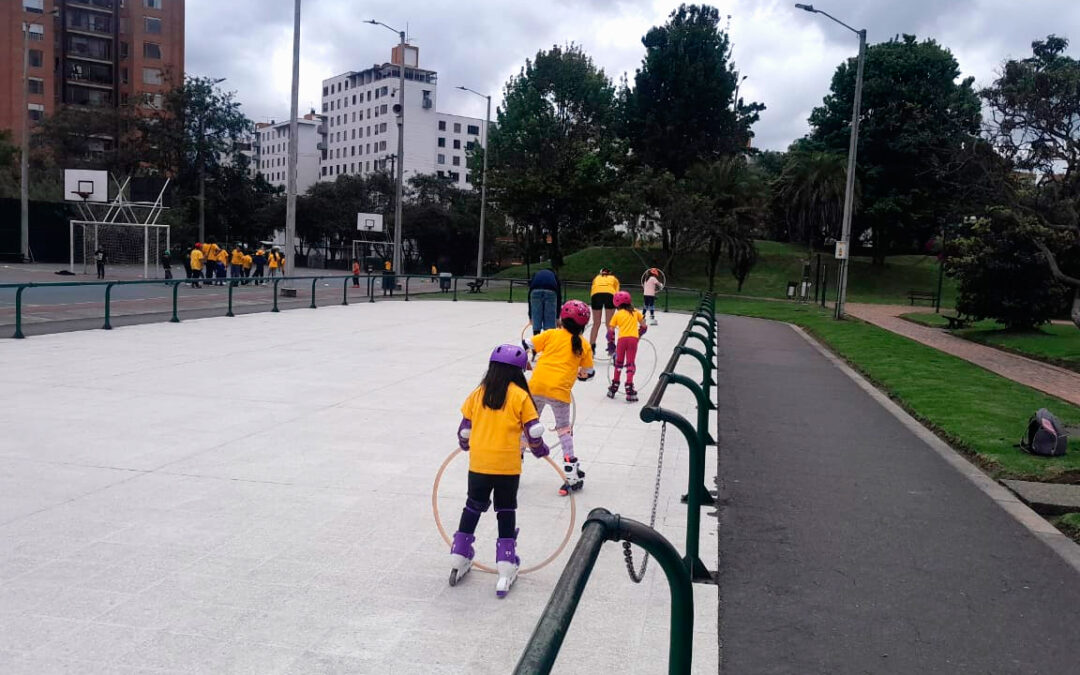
[948,208,1071,329]
[773,150,849,250]
[683,158,767,291]
[486,45,621,269]
[808,34,981,264]
[622,4,763,177]
[982,35,1080,328]
[32,103,153,191]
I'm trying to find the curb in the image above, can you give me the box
[787,322,1080,577]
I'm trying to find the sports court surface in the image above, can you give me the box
[0,301,719,673]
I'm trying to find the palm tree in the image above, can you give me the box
[773,151,850,250]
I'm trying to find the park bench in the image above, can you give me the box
[944,314,970,330]
[467,278,486,293]
[908,289,938,306]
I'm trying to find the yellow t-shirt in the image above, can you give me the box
[217,250,228,264]
[242,255,253,269]
[231,249,244,265]
[609,308,645,340]
[529,329,594,404]
[205,243,219,260]
[460,383,539,475]
[190,249,204,271]
[590,274,619,296]
[268,254,279,269]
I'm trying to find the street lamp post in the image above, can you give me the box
[457,86,491,279]
[367,20,407,276]
[285,0,301,280]
[795,3,866,320]
[20,7,59,263]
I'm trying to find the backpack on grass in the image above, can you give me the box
[1019,408,1068,457]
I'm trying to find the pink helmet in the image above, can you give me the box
[613,291,632,308]
[560,300,590,326]
[490,343,528,369]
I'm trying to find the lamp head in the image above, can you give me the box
[795,3,816,11]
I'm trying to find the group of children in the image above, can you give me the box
[448,267,664,597]
[186,242,284,288]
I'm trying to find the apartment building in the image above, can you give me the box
[319,44,485,190]
[254,113,324,194]
[1,0,185,148]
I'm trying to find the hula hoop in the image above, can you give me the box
[641,267,667,288]
[605,337,658,386]
[520,321,532,343]
[431,447,576,576]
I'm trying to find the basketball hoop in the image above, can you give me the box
[72,191,92,202]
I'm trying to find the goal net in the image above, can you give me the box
[70,220,171,279]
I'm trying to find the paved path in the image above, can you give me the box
[0,302,718,674]
[847,303,1080,407]
[715,315,1080,674]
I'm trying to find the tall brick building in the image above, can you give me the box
[1,0,185,148]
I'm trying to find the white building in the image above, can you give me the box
[253,112,325,194]
[319,44,485,190]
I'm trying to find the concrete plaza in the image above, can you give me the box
[0,301,719,673]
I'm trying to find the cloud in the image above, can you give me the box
[185,0,1078,150]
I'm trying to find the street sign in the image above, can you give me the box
[834,241,849,260]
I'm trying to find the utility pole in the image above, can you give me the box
[795,4,866,319]
[285,0,301,280]
[19,8,58,262]
[457,86,491,279]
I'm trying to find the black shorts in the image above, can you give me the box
[591,293,615,310]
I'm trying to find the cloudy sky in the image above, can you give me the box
[186,0,1077,151]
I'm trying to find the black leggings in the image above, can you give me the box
[457,471,520,539]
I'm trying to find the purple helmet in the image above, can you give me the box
[490,343,528,369]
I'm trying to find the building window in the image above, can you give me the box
[454,123,462,133]
[142,67,163,85]
[67,34,112,60]
[24,0,44,12]
[322,102,327,112]
[66,85,112,106]
[144,17,162,34]
[466,173,473,184]
[381,123,387,133]
[438,120,446,131]
[453,139,461,150]
[351,146,356,156]
[437,170,445,178]
[322,86,328,96]
[449,171,460,181]
[352,95,357,104]
[367,91,372,101]
[143,42,161,59]
[380,104,388,114]
[452,156,460,166]
[27,78,44,95]
[119,42,128,59]
[467,124,480,135]
[379,141,386,151]
[120,67,128,84]
[28,103,45,121]
[366,144,371,154]
[437,137,446,148]
[144,0,162,9]
[437,154,446,165]
[26,24,45,41]
[28,49,43,68]
[366,161,370,172]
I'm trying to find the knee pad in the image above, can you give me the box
[465,497,491,515]
[494,507,515,514]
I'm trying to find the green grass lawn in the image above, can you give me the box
[709,299,1080,483]
[496,243,956,306]
[902,313,1080,373]
[1053,513,1080,538]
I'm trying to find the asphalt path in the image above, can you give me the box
[715,314,1080,674]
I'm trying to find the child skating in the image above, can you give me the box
[522,300,596,496]
[607,291,648,402]
[643,268,664,325]
[450,344,550,597]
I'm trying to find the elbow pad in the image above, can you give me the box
[521,338,534,351]
[606,328,615,343]
[577,368,595,382]
[524,419,544,441]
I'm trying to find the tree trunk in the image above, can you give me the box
[1071,287,1080,331]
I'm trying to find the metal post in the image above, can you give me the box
[69,221,74,273]
[508,279,513,304]
[102,282,115,330]
[13,286,27,339]
[272,278,280,312]
[935,224,945,313]
[836,29,866,319]
[453,277,458,301]
[20,21,30,263]
[477,94,490,277]
[170,282,180,323]
[664,286,670,313]
[342,276,349,305]
[310,277,318,308]
[143,225,149,279]
[368,274,375,303]
[404,275,410,301]
[284,0,301,288]
[393,30,406,276]
[226,282,235,317]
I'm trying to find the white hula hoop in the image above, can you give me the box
[641,268,667,288]
[605,337,658,386]
[431,447,576,575]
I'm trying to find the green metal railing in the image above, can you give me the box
[2,271,708,339]
[513,508,694,675]
[639,293,717,583]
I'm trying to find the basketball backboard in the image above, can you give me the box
[357,213,384,232]
[64,169,108,203]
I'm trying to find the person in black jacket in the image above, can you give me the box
[528,268,562,334]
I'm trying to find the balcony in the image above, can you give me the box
[66,0,115,12]
[316,141,327,151]
[317,122,327,135]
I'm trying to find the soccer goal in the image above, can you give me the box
[70,221,171,279]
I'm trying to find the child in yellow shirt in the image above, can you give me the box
[606,291,648,402]
[523,300,595,496]
[451,344,549,597]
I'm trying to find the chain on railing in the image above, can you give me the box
[623,420,668,583]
